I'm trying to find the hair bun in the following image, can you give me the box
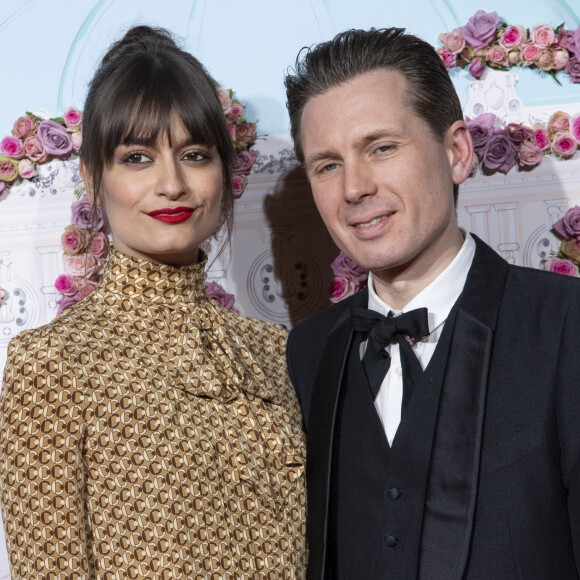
[102,25,178,64]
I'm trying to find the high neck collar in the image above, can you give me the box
[98,249,207,306]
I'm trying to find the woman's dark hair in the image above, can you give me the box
[81,25,235,238]
[285,27,464,202]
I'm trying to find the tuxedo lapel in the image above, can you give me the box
[418,236,510,579]
[306,288,367,580]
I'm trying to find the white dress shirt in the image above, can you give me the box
[364,233,476,445]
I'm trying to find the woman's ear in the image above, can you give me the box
[79,160,100,206]
[445,120,474,186]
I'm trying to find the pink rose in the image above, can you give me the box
[530,24,556,48]
[71,195,104,229]
[544,257,579,276]
[37,120,72,157]
[63,253,101,278]
[232,174,247,198]
[229,101,245,120]
[506,123,533,145]
[203,281,239,313]
[565,55,580,82]
[0,157,19,183]
[553,49,569,70]
[499,25,526,49]
[517,140,543,167]
[486,45,509,67]
[329,277,357,303]
[440,28,465,55]
[468,57,486,78]
[78,279,99,299]
[553,206,580,240]
[0,181,6,194]
[233,150,258,175]
[54,274,78,296]
[561,239,580,264]
[460,10,499,50]
[56,293,83,316]
[438,49,457,68]
[570,114,580,143]
[534,49,554,71]
[89,231,109,258]
[548,111,570,135]
[62,107,82,131]
[466,113,496,151]
[227,121,236,140]
[234,122,257,146]
[481,131,518,174]
[218,89,232,114]
[23,135,48,162]
[551,132,577,158]
[17,158,36,179]
[61,225,89,255]
[532,126,550,150]
[0,136,24,159]
[520,43,539,64]
[12,115,38,140]
[71,130,82,151]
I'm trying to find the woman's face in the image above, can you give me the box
[89,116,224,267]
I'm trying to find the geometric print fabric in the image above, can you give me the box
[0,250,307,579]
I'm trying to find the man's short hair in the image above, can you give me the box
[284,28,464,200]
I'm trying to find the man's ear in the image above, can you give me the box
[445,121,474,187]
[78,160,100,206]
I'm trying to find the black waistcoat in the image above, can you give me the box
[329,311,458,580]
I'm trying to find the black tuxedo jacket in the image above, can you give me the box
[287,237,580,579]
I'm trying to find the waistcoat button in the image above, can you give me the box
[388,487,401,501]
[385,535,399,548]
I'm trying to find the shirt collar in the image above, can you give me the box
[367,232,476,334]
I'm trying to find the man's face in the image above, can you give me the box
[300,69,466,283]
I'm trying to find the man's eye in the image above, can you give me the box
[321,163,337,173]
[375,145,391,154]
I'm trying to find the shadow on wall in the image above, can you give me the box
[263,165,336,328]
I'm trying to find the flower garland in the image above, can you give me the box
[467,110,580,174]
[438,10,580,83]
[329,252,368,304]
[544,206,580,277]
[1,89,257,315]
[0,108,82,194]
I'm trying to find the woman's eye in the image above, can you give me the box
[183,151,209,162]
[123,152,150,164]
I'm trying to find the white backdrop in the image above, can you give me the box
[1,0,580,576]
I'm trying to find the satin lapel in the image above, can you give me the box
[306,289,367,580]
[418,237,510,580]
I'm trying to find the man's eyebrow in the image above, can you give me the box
[305,150,337,168]
[352,129,403,149]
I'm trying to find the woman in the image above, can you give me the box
[0,26,306,579]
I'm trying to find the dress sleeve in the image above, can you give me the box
[0,334,90,579]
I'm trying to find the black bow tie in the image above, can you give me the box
[350,306,430,401]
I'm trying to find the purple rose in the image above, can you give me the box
[506,123,533,145]
[552,206,580,241]
[565,55,580,82]
[481,131,518,174]
[56,293,83,316]
[233,150,258,175]
[574,25,580,56]
[544,257,579,277]
[331,251,367,280]
[37,120,72,157]
[468,57,486,78]
[204,281,239,313]
[461,10,499,50]
[466,113,496,151]
[71,195,104,230]
[558,29,578,54]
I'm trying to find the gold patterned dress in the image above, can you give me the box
[0,250,307,579]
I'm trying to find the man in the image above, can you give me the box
[284,28,580,579]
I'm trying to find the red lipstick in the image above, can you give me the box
[147,207,194,224]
